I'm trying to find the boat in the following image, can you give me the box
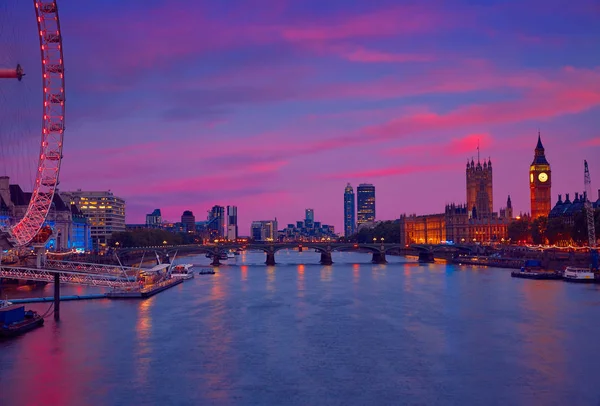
[511,259,562,280]
[227,251,235,259]
[563,266,596,283]
[170,264,194,280]
[0,302,44,338]
[198,268,215,275]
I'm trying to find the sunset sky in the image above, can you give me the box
[1,0,600,233]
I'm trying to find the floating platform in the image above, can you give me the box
[511,271,562,280]
[10,294,107,304]
[106,278,182,299]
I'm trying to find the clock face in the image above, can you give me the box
[538,172,548,183]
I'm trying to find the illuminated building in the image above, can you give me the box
[251,219,278,241]
[399,153,511,245]
[399,213,446,245]
[0,178,91,251]
[530,133,552,219]
[466,156,493,218]
[60,190,125,249]
[208,205,225,238]
[344,183,356,237]
[227,205,238,240]
[357,183,375,226]
[181,210,195,233]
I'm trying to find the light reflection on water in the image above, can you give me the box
[1,251,600,405]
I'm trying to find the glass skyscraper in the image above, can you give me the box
[357,183,375,225]
[344,183,355,237]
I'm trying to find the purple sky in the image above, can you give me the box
[1,0,600,233]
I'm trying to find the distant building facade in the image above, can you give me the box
[357,184,375,226]
[181,210,195,233]
[146,209,162,228]
[208,205,225,239]
[549,191,600,227]
[227,205,238,240]
[530,133,552,219]
[251,220,278,241]
[344,183,355,237]
[60,190,125,249]
[278,209,336,241]
[0,177,90,251]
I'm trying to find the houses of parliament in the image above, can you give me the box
[398,134,558,245]
[399,147,522,245]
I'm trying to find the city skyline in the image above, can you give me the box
[1,1,599,233]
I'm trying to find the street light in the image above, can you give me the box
[373,237,376,242]
[163,240,167,245]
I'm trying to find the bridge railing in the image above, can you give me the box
[0,265,137,288]
[44,259,139,276]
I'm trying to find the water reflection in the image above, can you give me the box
[320,265,332,282]
[352,263,360,286]
[266,266,276,292]
[518,281,565,392]
[297,264,305,297]
[210,269,224,300]
[134,297,154,387]
[240,265,248,282]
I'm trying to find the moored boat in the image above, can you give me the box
[198,268,215,275]
[0,303,44,338]
[563,266,596,283]
[511,259,562,280]
[171,264,194,280]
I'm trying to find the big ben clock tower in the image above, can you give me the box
[530,132,551,219]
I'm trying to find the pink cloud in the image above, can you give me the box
[448,133,494,155]
[336,47,435,63]
[324,163,454,180]
[281,5,453,42]
[579,137,600,147]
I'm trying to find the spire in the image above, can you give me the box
[507,195,512,208]
[536,130,544,150]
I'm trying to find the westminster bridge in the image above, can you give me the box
[116,242,477,266]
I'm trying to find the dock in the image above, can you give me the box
[106,278,182,299]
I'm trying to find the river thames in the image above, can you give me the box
[1,251,600,405]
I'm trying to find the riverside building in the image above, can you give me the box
[60,190,125,250]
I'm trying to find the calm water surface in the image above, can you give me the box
[1,251,600,405]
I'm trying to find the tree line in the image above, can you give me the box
[110,229,197,247]
[508,209,600,245]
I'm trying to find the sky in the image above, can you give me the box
[1,0,600,234]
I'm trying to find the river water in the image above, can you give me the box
[1,251,600,405]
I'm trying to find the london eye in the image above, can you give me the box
[0,1,65,248]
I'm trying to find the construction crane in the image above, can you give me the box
[584,160,598,270]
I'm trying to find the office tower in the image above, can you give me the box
[227,205,238,240]
[357,184,375,225]
[344,183,355,237]
[60,190,125,249]
[181,210,195,233]
[208,205,225,238]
